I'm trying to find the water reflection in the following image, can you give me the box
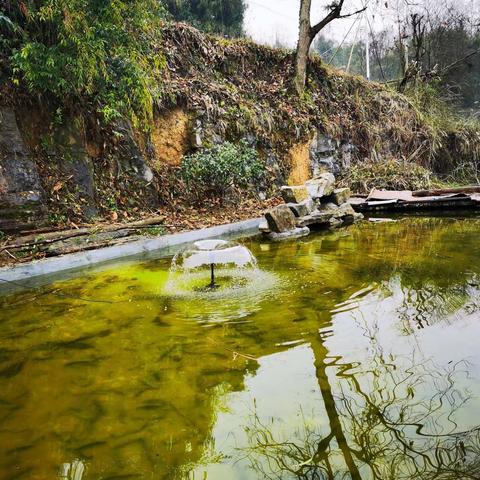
[59,460,86,480]
[1,217,480,479]
[241,334,480,480]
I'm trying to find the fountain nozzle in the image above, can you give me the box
[209,263,217,289]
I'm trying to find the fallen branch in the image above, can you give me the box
[1,215,173,252]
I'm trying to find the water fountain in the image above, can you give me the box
[170,239,257,291]
[163,239,279,322]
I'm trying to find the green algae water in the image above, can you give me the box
[2,217,480,480]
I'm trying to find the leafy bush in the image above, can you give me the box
[180,141,264,200]
[2,0,166,126]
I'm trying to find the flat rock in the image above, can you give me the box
[280,185,309,203]
[265,204,296,233]
[266,227,310,241]
[297,209,333,227]
[258,220,271,233]
[305,173,335,199]
[287,198,315,217]
[331,187,351,206]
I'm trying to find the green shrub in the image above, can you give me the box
[180,141,264,200]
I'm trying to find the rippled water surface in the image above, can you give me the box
[2,217,480,480]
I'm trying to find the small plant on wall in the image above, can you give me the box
[180,141,265,202]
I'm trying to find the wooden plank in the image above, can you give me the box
[354,196,478,212]
[412,186,480,197]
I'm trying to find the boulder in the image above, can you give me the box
[265,204,296,233]
[280,185,309,203]
[305,173,335,199]
[267,226,310,241]
[287,198,315,217]
[331,187,351,206]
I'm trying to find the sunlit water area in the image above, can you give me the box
[1,216,480,480]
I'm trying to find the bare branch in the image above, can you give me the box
[338,6,367,19]
[310,2,366,40]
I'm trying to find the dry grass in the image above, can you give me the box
[338,159,440,194]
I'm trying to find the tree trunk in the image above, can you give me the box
[294,0,363,94]
[294,0,313,95]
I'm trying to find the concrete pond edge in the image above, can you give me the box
[0,217,262,289]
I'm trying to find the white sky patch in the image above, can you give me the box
[244,0,479,48]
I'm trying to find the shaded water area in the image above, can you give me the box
[1,217,480,479]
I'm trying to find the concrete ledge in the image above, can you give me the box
[0,217,262,288]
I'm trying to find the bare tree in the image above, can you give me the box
[294,0,366,94]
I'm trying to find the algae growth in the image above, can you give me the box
[1,217,480,479]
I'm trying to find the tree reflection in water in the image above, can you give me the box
[243,332,480,480]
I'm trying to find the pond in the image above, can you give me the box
[1,216,480,480]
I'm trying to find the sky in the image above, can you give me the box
[244,0,386,47]
[244,0,480,48]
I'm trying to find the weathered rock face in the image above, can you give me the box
[113,120,154,183]
[330,187,351,206]
[265,204,296,233]
[305,173,335,199]
[280,185,310,204]
[0,108,44,230]
[265,151,287,187]
[53,118,98,219]
[310,132,338,175]
[308,131,355,177]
